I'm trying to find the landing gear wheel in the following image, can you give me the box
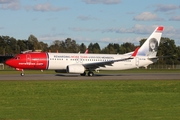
[88,71,94,76]
[80,72,86,76]
[21,73,24,76]
[21,69,24,76]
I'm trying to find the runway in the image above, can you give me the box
[0,73,180,80]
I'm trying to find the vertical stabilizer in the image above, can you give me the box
[137,26,164,57]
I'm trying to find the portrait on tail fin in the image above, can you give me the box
[147,38,158,56]
[137,26,163,57]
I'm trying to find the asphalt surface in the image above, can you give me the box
[0,73,180,80]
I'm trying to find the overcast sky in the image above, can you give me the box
[0,0,180,48]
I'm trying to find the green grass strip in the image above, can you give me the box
[0,80,180,120]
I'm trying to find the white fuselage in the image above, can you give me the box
[47,53,154,70]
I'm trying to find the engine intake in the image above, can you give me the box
[66,64,85,74]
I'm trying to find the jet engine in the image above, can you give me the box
[55,70,67,73]
[66,64,85,74]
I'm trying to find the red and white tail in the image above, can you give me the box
[137,26,164,57]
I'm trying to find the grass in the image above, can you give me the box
[0,80,180,120]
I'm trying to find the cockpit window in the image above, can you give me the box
[14,56,20,60]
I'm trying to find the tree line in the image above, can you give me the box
[0,35,180,65]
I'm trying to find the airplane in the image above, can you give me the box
[5,26,164,76]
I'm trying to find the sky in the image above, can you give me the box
[0,0,180,48]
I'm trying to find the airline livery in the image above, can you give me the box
[5,26,164,76]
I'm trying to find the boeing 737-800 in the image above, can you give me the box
[5,26,164,76]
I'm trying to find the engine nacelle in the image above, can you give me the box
[55,70,67,73]
[66,64,85,74]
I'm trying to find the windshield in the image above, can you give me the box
[14,56,20,60]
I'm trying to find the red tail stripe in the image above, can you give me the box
[132,47,140,57]
[157,26,164,32]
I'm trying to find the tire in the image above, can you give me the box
[21,73,24,76]
[88,71,94,76]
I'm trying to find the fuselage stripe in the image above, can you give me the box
[46,52,49,70]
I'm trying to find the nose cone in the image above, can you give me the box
[5,59,13,67]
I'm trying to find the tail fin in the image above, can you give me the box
[137,26,164,57]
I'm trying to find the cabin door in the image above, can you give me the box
[26,54,31,63]
[135,57,139,67]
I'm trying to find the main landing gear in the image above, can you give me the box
[80,71,94,76]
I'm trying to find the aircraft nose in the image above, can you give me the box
[5,59,13,67]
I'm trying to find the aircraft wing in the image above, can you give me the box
[83,47,139,70]
[83,57,133,70]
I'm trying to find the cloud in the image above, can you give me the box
[24,5,31,11]
[169,15,180,21]
[73,36,92,42]
[0,0,15,4]
[0,0,21,10]
[38,33,67,42]
[32,3,69,12]
[69,24,160,35]
[100,37,140,45]
[69,27,100,32]
[102,24,158,34]
[163,26,180,41]
[82,0,121,4]
[0,1,69,12]
[163,27,180,45]
[133,12,163,21]
[77,15,98,21]
[72,25,180,46]
[48,25,180,46]
[155,4,180,12]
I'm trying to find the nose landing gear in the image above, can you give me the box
[16,68,24,76]
[20,69,24,76]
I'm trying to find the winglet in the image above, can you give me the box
[85,49,88,54]
[131,47,140,57]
